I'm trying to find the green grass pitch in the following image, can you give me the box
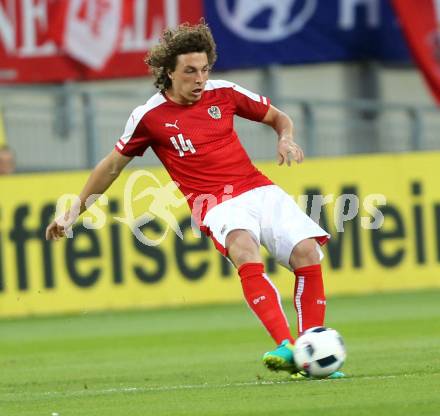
[1,290,439,416]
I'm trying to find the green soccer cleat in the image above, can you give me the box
[263,339,299,374]
[290,370,346,380]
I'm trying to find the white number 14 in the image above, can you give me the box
[170,134,196,157]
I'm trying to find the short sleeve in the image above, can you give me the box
[115,106,152,157]
[230,83,271,121]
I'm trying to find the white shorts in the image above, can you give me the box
[201,185,330,269]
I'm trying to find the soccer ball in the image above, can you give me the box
[293,326,346,378]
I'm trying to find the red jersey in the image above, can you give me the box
[115,79,273,222]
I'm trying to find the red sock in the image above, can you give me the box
[293,264,326,335]
[238,263,293,345]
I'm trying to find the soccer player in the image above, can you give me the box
[46,22,343,379]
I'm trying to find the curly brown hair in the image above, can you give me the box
[145,21,217,90]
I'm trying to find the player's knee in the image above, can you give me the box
[290,239,320,268]
[229,243,261,267]
[226,230,261,267]
[233,251,261,267]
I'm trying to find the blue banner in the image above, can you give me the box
[205,0,411,70]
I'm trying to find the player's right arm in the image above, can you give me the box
[45,149,133,240]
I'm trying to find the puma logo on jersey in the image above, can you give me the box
[165,120,179,129]
[317,299,326,305]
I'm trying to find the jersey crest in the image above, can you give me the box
[208,105,222,120]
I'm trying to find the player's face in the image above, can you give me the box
[168,52,209,105]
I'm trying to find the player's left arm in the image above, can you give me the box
[262,105,304,166]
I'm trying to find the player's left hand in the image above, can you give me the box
[277,138,304,166]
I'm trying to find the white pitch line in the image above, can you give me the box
[1,373,439,400]
[43,380,292,397]
[0,380,292,400]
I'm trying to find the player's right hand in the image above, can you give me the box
[45,210,78,240]
[277,138,304,166]
[45,220,67,241]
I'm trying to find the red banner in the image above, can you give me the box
[0,0,203,84]
[392,0,440,104]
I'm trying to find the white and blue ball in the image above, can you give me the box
[293,326,346,378]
